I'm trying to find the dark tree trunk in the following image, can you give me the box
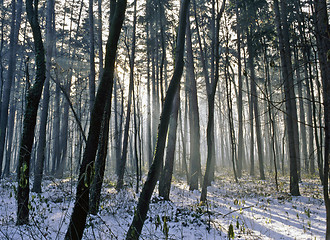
[89,0,116,213]
[98,0,103,78]
[89,93,111,215]
[65,1,127,239]
[32,0,54,192]
[274,0,300,196]
[146,22,152,168]
[126,1,189,238]
[17,0,46,225]
[89,0,96,112]
[313,0,330,238]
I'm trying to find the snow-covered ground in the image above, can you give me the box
[0,173,326,239]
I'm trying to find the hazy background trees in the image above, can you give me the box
[0,0,328,237]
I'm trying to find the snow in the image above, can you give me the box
[0,173,326,239]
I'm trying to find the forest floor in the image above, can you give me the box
[0,171,326,239]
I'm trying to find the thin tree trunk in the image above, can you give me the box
[158,87,180,200]
[235,2,243,178]
[201,0,226,202]
[186,15,201,191]
[89,0,96,112]
[116,0,137,190]
[247,29,265,180]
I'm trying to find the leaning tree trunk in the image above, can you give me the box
[65,1,127,239]
[89,0,116,215]
[126,1,190,238]
[17,0,46,225]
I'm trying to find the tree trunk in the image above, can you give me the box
[201,0,226,202]
[294,46,308,174]
[116,0,137,190]
[88,0,115,214]
[158,87,180,200]
[17,0,46,225]
[235,2,244,178]
[89,0,96,112]
[65,1,127,238]
[0,0,22,175]
[274,0,300,196]
[186,15,201,191]
[126,1,189,238]
[247,29,265,180]
[32,0,53,193]
[313,0,330,238]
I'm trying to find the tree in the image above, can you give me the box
[200,0,226,203]
[186,13,201,191]
[17,0,46,225]
[158,86,180,200]
[32,0,54,193]
[116,0,137,190]
[235,1,244,178]
[313,0,330,237]
[89,0,116,215]
[0,0,22,176]
[88,0,96,113]
[65,0,127,238]
[126,0,190,238]
[273,0,300,196]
